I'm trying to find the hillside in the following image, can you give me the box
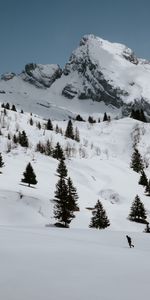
[0,104,150,231]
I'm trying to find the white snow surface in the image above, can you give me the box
[0,226,150,300]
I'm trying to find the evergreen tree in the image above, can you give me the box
[5,103,10,110]
[144,222,150,233]
[53,142,64,160]
[88,116,96,124]
[128,195,147,223]
[89,200,110,229]
[37,122,41,130]
[138,170,148,187]
[53,177,75,227]
[55,124,59,134]
[130,148,144,173]
[46,119,53,130]
[67,177,79,211]
[21,162,37,187]
[65,120,74,140]
[13,134,18,144]
[103,112,108,122]
[0,153,4,173]
[29,117,33,126]
[145,180,150,196]
[18,131,29,147]
[74,127,80,142]
[11,104,17,112]
[45,139,52,156]
[75,114,85,122]
[56,158,68,178]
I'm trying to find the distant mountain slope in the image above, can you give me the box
[1,34,150,119]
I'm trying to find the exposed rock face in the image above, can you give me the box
[21,63,62,88]
[1,72,16,81]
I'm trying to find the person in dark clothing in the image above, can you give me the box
[126,235,134,248]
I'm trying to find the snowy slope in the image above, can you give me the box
[1,34,150,120]
[0,105,150,231]
[0,227,150,300]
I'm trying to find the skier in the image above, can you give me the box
[126,235,134,248]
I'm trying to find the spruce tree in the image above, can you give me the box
[19,131,29,147]
[53,142,64,160]
[130,148,144,173]
[103,112,108,121]
[53,177,75,227]
[46,119,53,130]
[45,139,52,156]
[89,200,110,229]
[138,171,148,187]
[67,177,79,211]
[74,127,80,142]
[145,180,150,196]
[144,222,150,233]
[21,163,37,187]
[56,158,68,178]
[65,120,74,140]
[128,195,147,223]
[0,153,4,173]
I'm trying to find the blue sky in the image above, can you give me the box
[0,0,150,74]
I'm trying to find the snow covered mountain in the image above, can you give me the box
[1,34,150,119]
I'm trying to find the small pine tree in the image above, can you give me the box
[0,153,4,173]
[65,120,74,140]
[74,127,80,142]
[130,148,144,173]
[103,112,108,121]
[145,180,150,196]
[45,139,52,156]
[37,122,41,130]
[138,171,148,187]
[144,222,150,233]
[13,134,18,144]
[18,131,29,147]
[89,200,110,229]
[46,119,53,131]
[11,104,17,112]
[5,103,10,110]
[67,177,79,211]
[21,163,37,187]
[88,116,96,124]
[55,124,59,134]
[128,195,147,223]
[29,118,33,126]
[53,142,64,160]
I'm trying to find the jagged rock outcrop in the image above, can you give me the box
[21,63,62,88]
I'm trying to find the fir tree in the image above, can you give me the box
[88,116,96,124]
[21,163,37,187]
[67,177,79,211]
[53,142,64,160]
[103,112,108,121]
[45,139,52,156]
[128,195,147,223]
[130,148,144,173]
[29,117,33,126]
[46,119,53,131]
[75,114,85,122]
[18,131,29,147]
[5,103,10,110]
[13,134,18,144]
[0,153,4,173]
[144,222,150,233]
[89,200,110,229]
[56,158,68,178]
[65,120,74,140]
[74,127,80,142]
[138,170,148,187]
[11,104,17,112]
[145,180,150,196]
[53,177,75,227]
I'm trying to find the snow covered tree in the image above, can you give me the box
[46,119,53,131]
[130,148,144,173]
[45,139,52,156]
[65,120,74,140]
[128,195,147,223]
[88,116,96,124]
[0,153,4,173]
[89,200,110,229]
[11,104,17,112]
[21,163,37,187]
[138,170,148,187]
[67,177,79,211]
[53,142,64,160]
